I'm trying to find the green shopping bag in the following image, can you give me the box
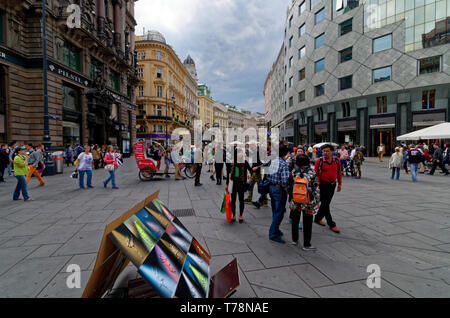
[220,193,226,214]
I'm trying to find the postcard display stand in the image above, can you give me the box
[82,191,239,298]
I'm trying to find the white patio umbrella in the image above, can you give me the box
[313,142,339,148]
[397,123,450,141]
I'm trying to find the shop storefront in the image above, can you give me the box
[337,118,357,145]
[314,122,328,143]
[412,110,446,130]
[299,125,308,145]
[0,65,5,143]
[62,83,82,147]
[370,114,396,156]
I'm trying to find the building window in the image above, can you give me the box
[299,1,306,15]
[373,66,391,83]
[289,36,293,48]
[340,18,353,36]
[156,68,162,78]
[289,16,293,28]
[289,96,294,107]
[373,34,392,53]
[289,56,293,68]
[289,76,293,87]
[419,56,441,75]
[90,57,103,80]
[63,85,81,112]
[156,51,162,60]
[341,102,351,118]
[109,70,120,91]
[422,90,436,109]
[311,0,321,9]
[315,33,325,48]
[299,68,305,81]
[137,68,143,78]
[298,90,305,102]
[376,96,387,114]
[317,107,324,121]
[138,86,143,97]
[137,51,145,60]
[158,125,163,133]
[339,75,352,90]
[315,83,325,97]
[157,86,163,97]
[154,104,163,116]
[339,47,352,63]
[315,7,325,24]
[315,58,325,73]
[299,24,305,38]
[110,103,119,121]
[299,46,306,59]
[63,41,81,72]
[0,10,4,44]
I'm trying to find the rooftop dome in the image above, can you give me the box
[184,55,195,66]
[144,30,166,44]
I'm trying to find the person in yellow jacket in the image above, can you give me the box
[13,146,31,201]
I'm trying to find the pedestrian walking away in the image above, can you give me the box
[75,145,94,189]
[314,144,342,234]
[13,146,31,201]
[406,145,423,182]
[289,154,320,250]
[226,148,252,223]
[26,143,45,186]
[389,147,403,180]
[0,144,9,182]
[266,145,290,244]
[92,145,101,170]
[103,145,120,189]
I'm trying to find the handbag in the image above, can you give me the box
[220,193,226,214]
[225,192,232,223]
[105,164,114,172]
[71,171,78,179]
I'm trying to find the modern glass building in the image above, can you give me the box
[268,0,450,155]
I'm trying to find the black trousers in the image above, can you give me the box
[403,160,409,173]
[194,163,202,185]
[231,181,245,217]
[225,163,231,183]
[215,163,223,185]
[314,181,337,228]
[94,159,100,170]
[0,165,5,181]
[290,209,313,247]
[429,160,449,175]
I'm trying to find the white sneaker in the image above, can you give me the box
[291,241,298,246]
[302,246,317,251]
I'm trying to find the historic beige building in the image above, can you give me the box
[213,101,228,136]
[198,84,213,129]
[184,55,199,134]
[135,31,192,145]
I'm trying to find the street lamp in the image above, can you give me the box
[165,87,175,146]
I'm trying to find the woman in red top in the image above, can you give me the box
[103,145,119,189]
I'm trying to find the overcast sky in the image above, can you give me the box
[134,0,291,114]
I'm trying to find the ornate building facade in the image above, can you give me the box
[135,31,194,145]
[198,84,213,129]
[0,0,138,154]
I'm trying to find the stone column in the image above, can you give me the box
[97,0,105,37]
[113,0,122,50]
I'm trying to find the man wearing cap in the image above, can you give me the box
[13,146,31,201]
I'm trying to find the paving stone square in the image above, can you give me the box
[0,157,449,298]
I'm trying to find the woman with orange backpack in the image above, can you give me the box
[288,154,320,251]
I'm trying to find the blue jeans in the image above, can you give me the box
[79,170,92,188]
[7,163,11,176]
[410,163,418,182]
[268,185,287,239]
[391,167,400,180]
[104,170,116,187]
[14,175,30,200]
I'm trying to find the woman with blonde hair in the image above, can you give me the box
[389,147,403,180]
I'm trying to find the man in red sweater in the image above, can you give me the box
[314,144,342,234]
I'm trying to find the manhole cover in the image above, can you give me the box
[172,209,196,217]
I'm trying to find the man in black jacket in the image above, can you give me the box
[428,144,449,175]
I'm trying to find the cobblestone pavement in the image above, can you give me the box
[0,157,449,298]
